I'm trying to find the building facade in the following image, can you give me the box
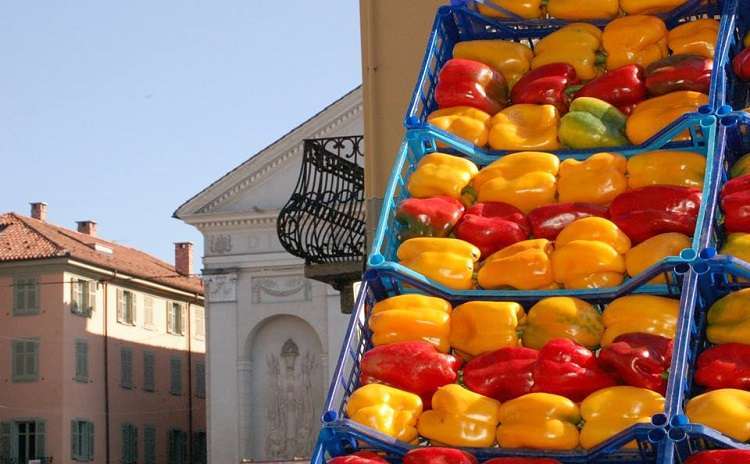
[0,205,205,464]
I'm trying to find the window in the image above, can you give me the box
[167,302,185,335]
[120,348,133,389]
[0,420,46,462]
[71,279,96,317]
[144,296,155,329]
[71,419,94,461]
[195,361,205,399]
[121,424,137,464]
[170,357,182,395]
[192,431,206,464]
[144,426,156,464]
[117,289,136,325]
[75,339,89,382]
[167,429,187,464]
[194,307,205,339]
[143,351,155,392]
[13,277,39,315]
[12,339,39,382]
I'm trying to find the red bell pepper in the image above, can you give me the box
[510,63,579,113]
[484,459,562,464]
[695,343,750,390]
[532,338,617,402]
[598,333,674,394]
[733,48,750,81]
[569,64,647,115]
[646,55,713,96]
[721,175,750,233]
[527,202,610,240]
[403,447,478,464]
[685,450,750,464]
[436,58,508,115]
[360,341,461,409]
[609,185,702,244]
[463,346,538,402]
[329,452,389,464]
[396,196,465,241]
[454,202,529,257]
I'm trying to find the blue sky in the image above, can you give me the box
[0,1,361,271]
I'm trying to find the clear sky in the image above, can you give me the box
[0,1,362,272]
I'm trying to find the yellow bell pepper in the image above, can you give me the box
[453,40,534,88]
[668,19,720,59]
[418,384,502,447]
[477,0,543,19]
[523,296,604,349]
[477,239,556,290]
[626,91,709,145]
[397,238,480,290]
[369,294,452,353]
[428,107,491,147]
[450,301,526,357]
[556,217,632,255]
[620,0,688,15]
[706,288,750,345]
[686,389,750,442]
[602,16,668,70]
[558,153,628,205]
[497,393,580,450]
[547,0,618,20]
[601,295,679,345]
[346,384,423,442]
[580,386,665,449]
[720,233,750,264]
[627,150,707,189]
[532,23,603,80]
[625,233,692,283]
[489,104,561,152]
[551,240,626,289]
[407,153,479,200]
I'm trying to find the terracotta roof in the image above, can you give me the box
[0,213,203,295]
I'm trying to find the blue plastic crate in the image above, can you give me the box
[404,2,732,157]
[367,117,721,303]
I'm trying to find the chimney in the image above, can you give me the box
[174,242,194,276]
[30,202,48,222]
[76,220,97,237]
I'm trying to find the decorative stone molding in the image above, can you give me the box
[251,275,311,304]
[208,234,233,255]
[205,273,238,302]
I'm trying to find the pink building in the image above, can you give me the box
[0,203,205,464]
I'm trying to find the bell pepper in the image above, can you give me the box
[369,294,452,353]
[645,55,713,96]
[454,202,529,257]
[685,450,750,464]
[463,347,538,402]
[397,238,480,290]
[695,343,750,390]
[609,185,702,244]
[497,393,580,450]
[532,23,603,81]
[668,19,720,59]
[626,91,709,145]
[403,448,478,464]
[732,153,750,178]
[686,389,750,441]
[360,341,461,409]
[466,151,559,212]
[556,217,631,254]
[510,63,579,113]
[546,0,618,20]
[721,175,750,233]
[706,288,750,345]
[580,386,665,449]
[532,338,618,402]
[396,196,465,241]
[407,153,479,201]
[599,333,673,394]
[436,59,508,115]
[428,107,491,147]
[558,98,629,149]
[625,232,692,282]
[527,203,609,241]
[557,153,628,205]
[346,384,423,442]
[720,233,750,264]
[552,240,626,289]
[476,0,543,19]
[450,301,526,358]
[601,295,680,345]
[489,104,560,151]
[477,239,555,290]
[568,65,647,115]
[453,40,533,89]
[620,0,688,14]
[523,297,604,350]
[603,16,668,71]
[328,452,389,464]
[627,150,706,189]
[484,459,562,464]
[734,48,750,81]
[418,384,502,447]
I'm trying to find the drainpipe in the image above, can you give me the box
[187,300,194,463]
[103,280,111,464]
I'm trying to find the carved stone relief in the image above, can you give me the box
[204,273,238,302]
[251,275,311,304]
[208,234,233,255]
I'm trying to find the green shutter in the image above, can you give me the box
[144,426,156,464]
[144,352,155,391]
[0,422,10,459]
[121,425,128,463]
[130,292,137,325]
[87,421,94,460]
[75,340,88,382]
[28,279,38,311]
[196,362,205,398]
[121,348,133,388]
[36,420,45,458]
[28,340,38,379]
[88,280,97,313]
[13,278,25,312]
[117,289,124,322]
[71,279,80,313]
[166,301,174,333]
[71,420,79,460]
[168,430,175,464]
[170,357,182,395]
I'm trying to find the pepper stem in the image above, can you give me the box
[565,84,584,98]
[595,51,608,67]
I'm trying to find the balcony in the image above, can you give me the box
[277,136,365,312]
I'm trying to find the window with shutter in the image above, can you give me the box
[195,361,206,398]
[166,300,174,334]
[192,431,206,464]
[0,422,10,460]
[144,426,156,464]
[143,351,155,392]
[121,348,133,389]
[75,339,88,382]
[88,280,97,313]
[170,357,182,395]
[71,279,83,313]
[86,421,94,459]
[72,280,95,317]
[168,429,187,464]
[13,277,39,315]
[71,420,92,461]
[121,424,137,464]
[12,338,39,382]
[194,307,205,339]
[144,296,154,329]
[34,420,46,459]
[117,288,125,323]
